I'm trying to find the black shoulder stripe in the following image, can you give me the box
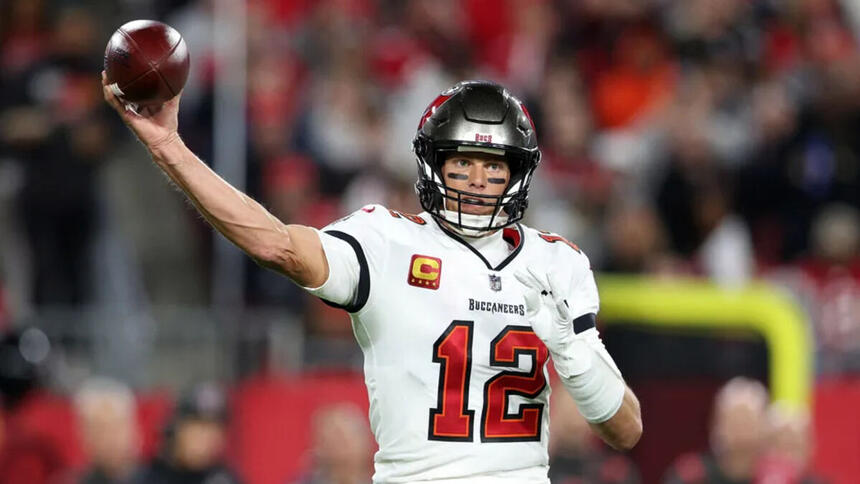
[573,313,596,334]
[320,230,370,313]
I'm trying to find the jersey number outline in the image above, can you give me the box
[538,232,581,253]
[428,321,549,442]
[388,209,427,225]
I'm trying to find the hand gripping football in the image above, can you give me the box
[104,20,190,106]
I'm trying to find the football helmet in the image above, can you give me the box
[413,81,541,236]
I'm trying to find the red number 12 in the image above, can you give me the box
[429,321,549,442]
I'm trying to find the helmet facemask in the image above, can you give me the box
[415,142,538,237]
[413,81,541,237]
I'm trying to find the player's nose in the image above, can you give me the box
[468,164,487,190]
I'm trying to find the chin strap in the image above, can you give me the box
[441,210,509,237]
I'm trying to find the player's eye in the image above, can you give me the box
[487,162,501,171]
[455,159,470,168]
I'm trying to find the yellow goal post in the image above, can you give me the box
[597,275,813,410]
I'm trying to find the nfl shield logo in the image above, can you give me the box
[489,274,502,292]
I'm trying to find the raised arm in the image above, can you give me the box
[101,72,327,287]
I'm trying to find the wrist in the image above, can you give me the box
[556,341,626,423]
[550,335,590,379]
[147,131,184,165]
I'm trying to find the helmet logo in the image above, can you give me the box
[475,133,493,143]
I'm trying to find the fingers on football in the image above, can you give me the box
[101,71,117,106]
[140,104,163,117]
[165,91,183,108]
[101,71,128,114]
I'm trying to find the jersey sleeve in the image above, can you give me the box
[302,230,361,307]
[530,229,601,331]
[560,245,620,375]
[302,204,388,313]
[566,248,600,320]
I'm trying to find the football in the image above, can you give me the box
[103,20,190,106]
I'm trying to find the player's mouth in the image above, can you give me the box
[460,198,496,215]
[462,197,487,205]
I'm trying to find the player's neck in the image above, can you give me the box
[459,226,510,266]
[440,219,502,241]
[461,228,502,243]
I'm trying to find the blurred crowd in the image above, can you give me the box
[2,0,860,371]
[0,0,859,368]
[0,327,826,484]
[3,3,860,482]
[0,327,241,484]
[661,377,824,484]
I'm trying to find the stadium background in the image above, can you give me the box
[1,0,860,483]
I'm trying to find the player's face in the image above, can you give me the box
[441,152,510,215]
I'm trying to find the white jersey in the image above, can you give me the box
[305,204,601,484]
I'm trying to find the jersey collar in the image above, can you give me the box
[433,218,526,272]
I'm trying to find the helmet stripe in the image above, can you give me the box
[519,101,536,131]
[418,94,452,129]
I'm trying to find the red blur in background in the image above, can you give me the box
[0,374,857,484]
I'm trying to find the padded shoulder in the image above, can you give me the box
[520,226,591,270]
[324,204,431,239]
[520,225,598,317]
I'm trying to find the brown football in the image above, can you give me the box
[104,20,190,106]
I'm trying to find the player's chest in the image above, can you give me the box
[387,237,524,299]
[378,239,535,344]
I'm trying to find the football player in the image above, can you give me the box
[102,73,642,483]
